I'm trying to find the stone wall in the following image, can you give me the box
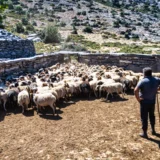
[0,40,35,59]
[0,53,64,79]
[1,52,160,79]
[78,53,160,72]
[0,29,35,59]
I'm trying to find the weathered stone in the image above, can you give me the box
[0,29,35,59]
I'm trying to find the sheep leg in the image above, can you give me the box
[111,93,113,98]
[106,93,109,101]
[50,104,55,116]
[3,101,7,111]
[26,104,28,110]
[22,105,24,114]
[36,105,39,114]
[94,90,97,98]
[99,87,102,98]
[121,91,124,99]
[53,103,57,115]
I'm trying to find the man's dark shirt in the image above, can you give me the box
[137,76,160,104]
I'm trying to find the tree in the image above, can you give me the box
[0,0,8,28]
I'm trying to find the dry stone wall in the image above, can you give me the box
[78,53,160,72]
[1,52,160,79]
[0,29,35,59]
[0,40,36,59]
[0,53,64,79]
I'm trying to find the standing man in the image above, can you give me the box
[134,67,160,138]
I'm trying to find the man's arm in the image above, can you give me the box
[134,86,142,103]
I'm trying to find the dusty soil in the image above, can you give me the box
[0,94,160,160]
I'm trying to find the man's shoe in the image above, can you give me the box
[152,130,156,135]
[139,132,148,139]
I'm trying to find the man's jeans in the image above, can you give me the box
[140,101,155,131]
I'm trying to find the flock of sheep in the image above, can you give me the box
[1,62,160,116]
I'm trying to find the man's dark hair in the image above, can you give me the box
[143,67,152,77]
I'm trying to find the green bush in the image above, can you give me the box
[60,21,66,27]
[113,21,120,28]
[83,26,93,33]
[8,0,14,9]
[15,22,25,33]
[15,5,23,14]
[39,24,61,43]
[26,24,34,31]
[32,21,37,26]
[82,11,86,15]
[21,17,29,25]
[71,25,78,34]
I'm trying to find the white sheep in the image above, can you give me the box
[99,82,124,101]
[33,93,56,115]
[37,87,58,101]
[18,90,30,114]
[125,75,138,88]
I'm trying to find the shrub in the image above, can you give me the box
[113,21,120,28]
[26,24,34,31]
[32,21,37,26]
[39,24,61,43]
[71,25,78,34]
[21,17,29,25]
[8,1,14,9]
[83,26,93,33]
[132,34,139,40]
[60,21,66,27]
[15,22,25,33]
[82,11,86,15]
[15,5,23,14]
[77,3,81,9]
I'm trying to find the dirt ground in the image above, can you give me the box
[0,94,160,160]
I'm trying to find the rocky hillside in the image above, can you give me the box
[2,0,160,53]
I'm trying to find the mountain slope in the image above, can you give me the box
[2,0,160,53]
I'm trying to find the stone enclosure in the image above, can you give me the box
[0,29,35,59]
[0,51,160,80]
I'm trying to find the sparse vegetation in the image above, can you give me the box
[1,0,160,53]
[61,43,87,51]
[66,34,100,50]
[34,42,58,54]
[102,42,159,54]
